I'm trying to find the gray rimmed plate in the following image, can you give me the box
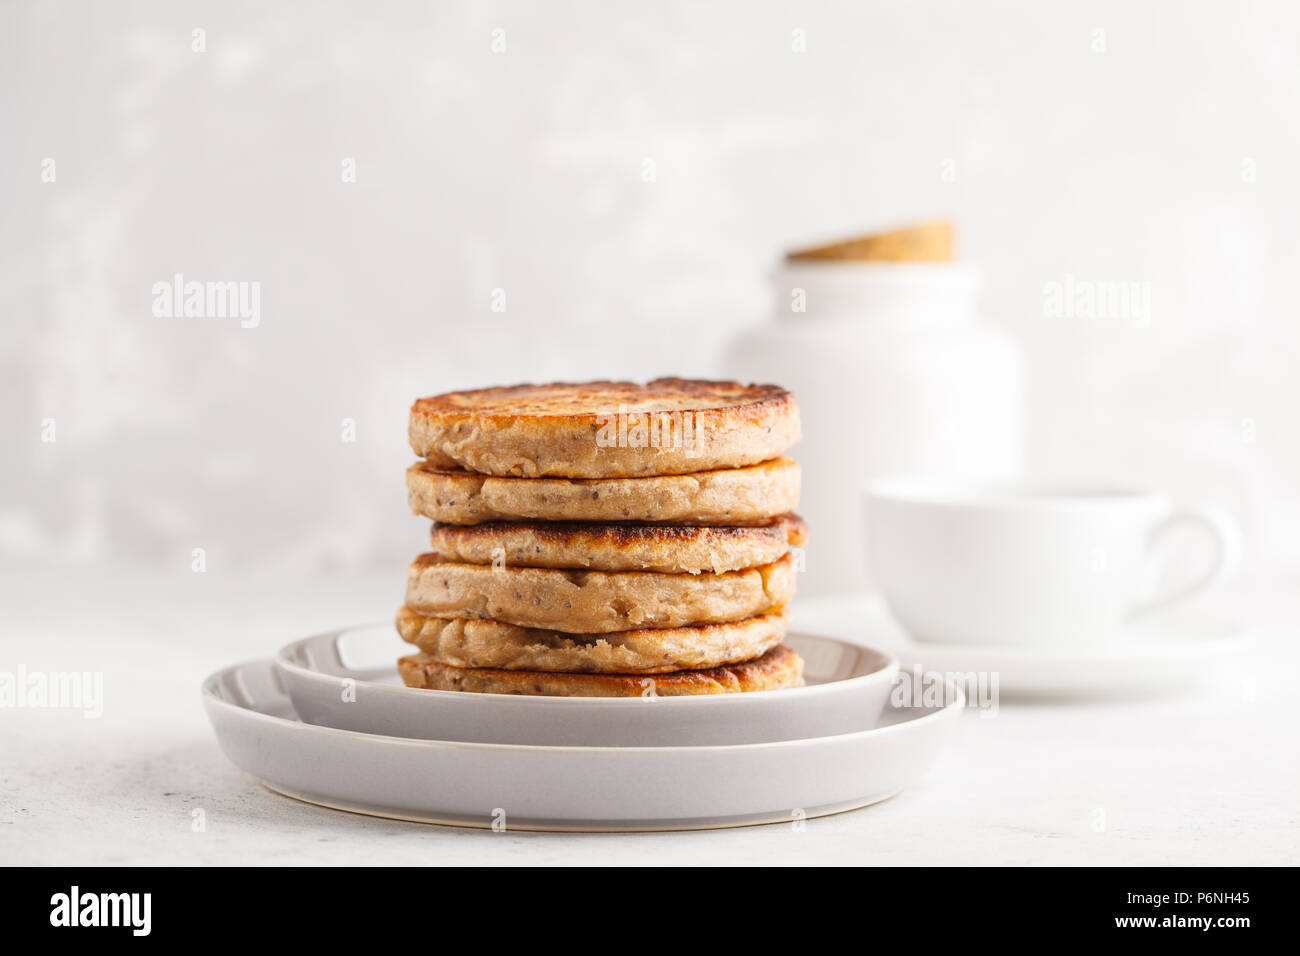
[203,658,963,831]
[276,626,898,746]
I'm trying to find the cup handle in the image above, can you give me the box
[1130,506,1241,618]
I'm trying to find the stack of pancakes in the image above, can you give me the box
[396,379,806,697]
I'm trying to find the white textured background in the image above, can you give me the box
[3,0,1298,586]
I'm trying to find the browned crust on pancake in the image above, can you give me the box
[397,643,805,697]
[395,606,790,673]
[412,379,792,419]
[427,513,807,573]
[409,378,800,478]
[405,552,797,633]
[406,457,801,526]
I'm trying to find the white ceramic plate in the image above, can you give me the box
[203,658,963,831]
[277,627,898,746]
[795,594,1254,699]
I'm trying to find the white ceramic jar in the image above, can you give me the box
[723,261,1025,596]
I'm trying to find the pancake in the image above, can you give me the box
[397,643,805,697]
[395,605,790,673]
[406,456,800,526]
[427,513,806,574]
[409,378,800,478]
[405,552,797,634]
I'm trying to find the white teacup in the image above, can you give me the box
[864,479,1241,647]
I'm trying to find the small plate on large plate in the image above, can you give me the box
[277,626,899,746]
[204,658,962,831]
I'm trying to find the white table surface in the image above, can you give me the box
[2,564,1296,866]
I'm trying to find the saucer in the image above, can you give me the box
[203,658,963,831]
[277,627,898,746]
[795,594,1254,698]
